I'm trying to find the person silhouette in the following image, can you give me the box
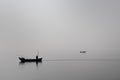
[36,55,38,60]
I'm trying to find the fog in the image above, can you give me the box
[0,0,120,59]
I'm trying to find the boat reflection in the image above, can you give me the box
[19,61,42,68]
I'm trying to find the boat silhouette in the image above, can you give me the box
[19,57,42,62]
[19,50,42,62]
[80,51,86,53]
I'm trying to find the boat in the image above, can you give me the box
[80,51,86,53]
[19,57,42,62]
[19,50,42,62]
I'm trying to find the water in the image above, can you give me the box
[1,55,120,80]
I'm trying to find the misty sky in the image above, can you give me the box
[0,0,120,59]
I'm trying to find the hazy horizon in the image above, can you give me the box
[0,0,120,59]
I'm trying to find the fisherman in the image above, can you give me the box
[36,55,38,60]
[36,50,39,60]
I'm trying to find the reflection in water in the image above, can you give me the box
[19,61,42,68]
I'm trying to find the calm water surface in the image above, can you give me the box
[1,56,120,80]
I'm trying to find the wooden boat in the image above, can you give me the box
[19,57,42,62]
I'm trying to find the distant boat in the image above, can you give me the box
[19,57,42,62]
[80,51,86,53]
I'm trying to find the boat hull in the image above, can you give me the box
[19,57,42,62]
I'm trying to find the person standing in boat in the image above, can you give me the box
[36,55,38,60]
[36,50,39,60]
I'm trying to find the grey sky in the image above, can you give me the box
[0,0,120,59]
